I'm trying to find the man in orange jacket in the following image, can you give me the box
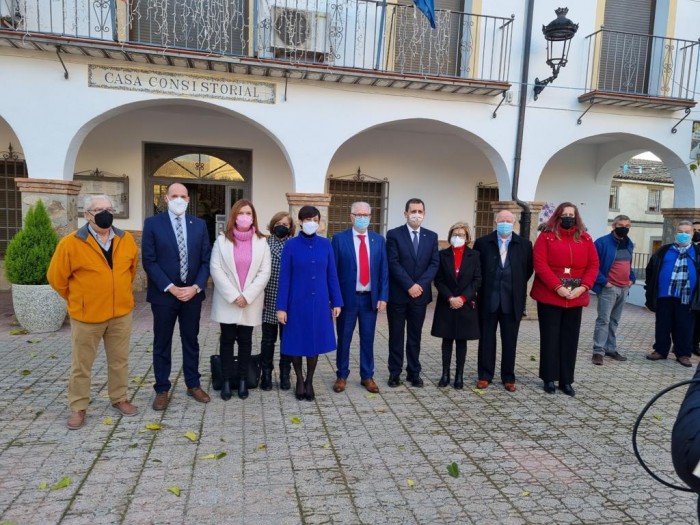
[48,194,139,430]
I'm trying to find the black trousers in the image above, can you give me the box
[537,302,582,384]
[219,323,253,381]
[387,301,428,377]
[478,306,521,384]
[260,322,290,371]
[654,297,693,358]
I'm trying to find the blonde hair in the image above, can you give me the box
[447,221,471,244]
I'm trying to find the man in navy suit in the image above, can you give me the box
[332,202,389,394]
[386,198,439,387]
[142,183,212,410]
[473,210,533,392]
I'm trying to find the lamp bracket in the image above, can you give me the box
[576,101,594,125]
[671,107,692,134]
[55,46,69,80]
[533,76,555,100]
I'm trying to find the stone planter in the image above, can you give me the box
[11,284,67,333]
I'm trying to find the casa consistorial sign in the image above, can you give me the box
[88,64,276,104]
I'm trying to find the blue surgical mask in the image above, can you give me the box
[496,222,513,237]
[354,216,370,231]
[676,232,692,246]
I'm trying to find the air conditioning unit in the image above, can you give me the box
[271,6,329,58]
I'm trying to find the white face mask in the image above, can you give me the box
[167,197,188,216]
[450,236,466,248]
[408,213,423,227]
[302,221,319,235]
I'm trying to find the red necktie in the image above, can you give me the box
[358,234,370,286]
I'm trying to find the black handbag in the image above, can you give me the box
[210,353,261,390]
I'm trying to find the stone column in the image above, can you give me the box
[489,201,545,320]
[286,193,332,237]
[661,208,700,244]
[14,178,82,238]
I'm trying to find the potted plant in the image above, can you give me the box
[4,200,67,332]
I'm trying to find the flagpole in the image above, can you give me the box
[374,0,387,70]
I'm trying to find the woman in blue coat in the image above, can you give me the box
[276,206,343,401]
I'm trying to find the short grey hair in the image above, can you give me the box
[678,220,693,228]
[84,194,114,211]
[612,214,630,225]
[351,201,371,213]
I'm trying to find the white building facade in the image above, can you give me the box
[1,0,698,289]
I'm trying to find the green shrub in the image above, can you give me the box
[4,201,59,285]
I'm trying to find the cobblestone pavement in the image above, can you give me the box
[0,290,698,524]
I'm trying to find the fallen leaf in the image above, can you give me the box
[471,388,485,395]
[9,329,28,335]
[521,491,531,497]
[128,443,138,449]
[321,443,331,449]
[151,459,162,463]
[256,443,267,450]
[290,416,301,425]
[27,340,39,344]
[131,376,144,385]
[406,479,415,487]
[375,408,387,413]
[49,355,58,359]
[200,452,227,460]
[38,481,48,490]
[146,345,153,353]
[529,355,536,361]
[366,394,377,399]
[398,445,407,452]
[145,423,162,431]
[653,415,662,421]
[184,431,197,442]
[51,476,72,491]
[168,485,181,497]
[29,352,37,358]
[103,417,113,425]
[447,462,459,478]
[20,369,31,376]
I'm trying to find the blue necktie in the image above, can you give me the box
[412,230,419,255]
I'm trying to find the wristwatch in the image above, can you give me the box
[193,284,201,294]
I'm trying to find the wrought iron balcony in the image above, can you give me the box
[0,0,513,93]
[580,28,699,110]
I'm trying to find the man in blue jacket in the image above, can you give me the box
[592,215,635,365]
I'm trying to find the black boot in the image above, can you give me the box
[260,369,272,391]
[438,340,452,387]
[221,380,232,401]
[292,357,305,400]
[305,356,318,401]
[454,343,466,390]
[238,378,249,399]
[279,357,291,391]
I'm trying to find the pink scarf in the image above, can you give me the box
[233,227,255,289]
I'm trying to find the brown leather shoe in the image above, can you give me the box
[504,383,516,392]
[152,392,169,411]
[112,400,138,417]
[333,378,347,393]
[67,410,86,430]
[592,354,604,365]
[361,378,380,394]
[187,387,211,403]
[476,380,490,389]
[646,351,667,361]
[678,356,693,368]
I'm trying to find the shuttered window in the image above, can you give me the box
[0,146,26,257]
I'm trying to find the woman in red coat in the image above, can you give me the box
[531,202,599,396]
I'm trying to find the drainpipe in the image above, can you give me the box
[512,0,535,240]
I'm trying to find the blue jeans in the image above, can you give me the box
[592,285,629,355]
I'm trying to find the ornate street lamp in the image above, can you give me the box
[533,7,578,100]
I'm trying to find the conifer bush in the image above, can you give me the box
[4,201,59,285]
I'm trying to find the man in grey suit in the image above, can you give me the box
[386,198,439,387]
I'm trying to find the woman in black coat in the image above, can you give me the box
[431,222,481,389]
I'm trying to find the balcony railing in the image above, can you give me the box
[582,29,700,101]
[1,0,514,83]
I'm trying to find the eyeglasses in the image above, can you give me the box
[88,207,115,214]
[451,234,467,239]
[351,213,371,218]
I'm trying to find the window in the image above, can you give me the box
[327,171,388,237]
[647,188,662,213]
[474,185,499,239]
[0,145,26,257]
[609,185,620,210]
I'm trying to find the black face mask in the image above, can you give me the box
[560,217,575,230]
[93,210,113,229]
[693,232,700,244]
[614,226,629,238]
[273,225,289,239]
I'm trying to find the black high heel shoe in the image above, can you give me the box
[238,379,249,400]
[295,378,306,400]
[221,380,232,401]
[558,383,575,397]
[304,379,315,402]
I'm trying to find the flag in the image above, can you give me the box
[412,0,436,29]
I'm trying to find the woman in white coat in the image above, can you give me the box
[211,199,271,400]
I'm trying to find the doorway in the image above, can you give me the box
[145,143,251,244]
